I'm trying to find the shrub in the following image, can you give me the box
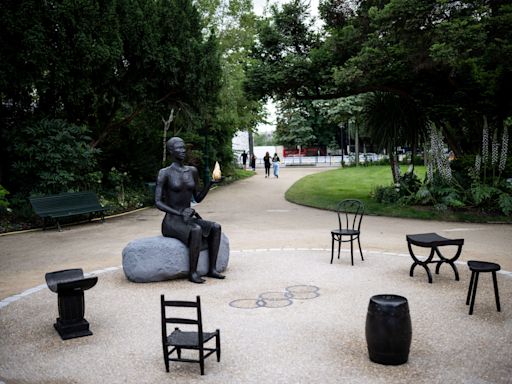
[374,185,400,203]
[9,119,100,195]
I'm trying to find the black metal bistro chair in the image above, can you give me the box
[330,199,364,266]
[160,295,220,375]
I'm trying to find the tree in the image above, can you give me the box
[9,119,100,195]
[0,0,224,192]
[363,92,429,183]
[245,0,512,157]
[195,0,266,172]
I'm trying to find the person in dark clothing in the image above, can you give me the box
[250,154,256,171]
[263,152,271,178]
[241,150,248,169]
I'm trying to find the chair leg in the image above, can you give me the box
[200,356,205,376]
[199,346,205,375]
[337,239,341,260]
[466,271,475,305]
[163,347,170,372]
[469,272,479,315]
[330,236,335,264]
[177,347,181,359]
[357,237,364,261]
[350,236,354,266]
[216,330,221,362]
[492,271,501,312]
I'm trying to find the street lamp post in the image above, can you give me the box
[339,122,345,167]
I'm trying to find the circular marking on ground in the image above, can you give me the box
[229,299,264,309]
[285,285,320,300]
[258,291,293,308]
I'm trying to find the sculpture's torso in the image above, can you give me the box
[162,163,195,211]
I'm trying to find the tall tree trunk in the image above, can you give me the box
[162,109,175,166]
[389,145,399,184]
[355,120,360,167]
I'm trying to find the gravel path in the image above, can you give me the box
[0,166,511,383]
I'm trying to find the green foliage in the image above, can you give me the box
[254,132,275,146]
[498,192,512,216]
[8,119,99,195]
[373,185,399,204]
[246,0,512,156]
[398,171,421,196]
[1,0,227,193]
[0,185,9,209]
[286,165,510,222]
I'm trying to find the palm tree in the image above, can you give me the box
[363,92,429,183]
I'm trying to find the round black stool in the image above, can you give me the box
[466,260,501,315]
[365,294,412,365]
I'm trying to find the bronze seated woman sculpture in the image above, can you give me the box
[155,137,225,283]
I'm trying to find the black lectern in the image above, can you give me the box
[45,268,97,340]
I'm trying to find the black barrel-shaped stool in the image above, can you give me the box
[365,294,412,365]
[466,261,501,315]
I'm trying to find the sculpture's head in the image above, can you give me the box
[166,137,186,162]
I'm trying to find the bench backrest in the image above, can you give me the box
[29,192,102,216]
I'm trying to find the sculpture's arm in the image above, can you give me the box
[191,166,211,203]
[154,169,182,216]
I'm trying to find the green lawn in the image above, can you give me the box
[285,165,506,222]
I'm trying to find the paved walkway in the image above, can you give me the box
[0,167,511,383]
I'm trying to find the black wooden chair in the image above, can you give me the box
[331,199,364,266]
[160,295,220,375]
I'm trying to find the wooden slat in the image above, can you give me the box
[165,318,198,325]
[163,300,198,308]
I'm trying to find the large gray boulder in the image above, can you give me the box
[122,234,229,283]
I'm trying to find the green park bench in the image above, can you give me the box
[29,191,109,231]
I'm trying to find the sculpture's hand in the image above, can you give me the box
[210,176,225,185]
[182,207,196,223]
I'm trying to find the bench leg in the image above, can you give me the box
[57,220,62,232]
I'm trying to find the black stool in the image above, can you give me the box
[466,260,501,315]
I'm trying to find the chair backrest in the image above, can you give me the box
[336,199,364,231]
[160,295,203,340]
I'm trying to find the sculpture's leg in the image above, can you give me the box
[188,226,205,283]
[206,223,225,279]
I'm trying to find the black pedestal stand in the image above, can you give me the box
[45,269,98,340]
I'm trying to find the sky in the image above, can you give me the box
[252,0,320,18]
[251,0,320,133]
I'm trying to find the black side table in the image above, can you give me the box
[45,268,98,340]
[406,233,464,284]
[365,294,412,365]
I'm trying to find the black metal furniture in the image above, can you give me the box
[406,232,464,283]
[466,260,501,315]
[45,268,98,340]
[160,295,220,375]
[330,199,364,266]
[365,294,412,365]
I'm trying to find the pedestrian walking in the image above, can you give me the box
[240,150,248,170]
[250,154,256,171]
[263,152,271,178]
[272,153,280,178]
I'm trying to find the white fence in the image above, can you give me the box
[238,153,386,168]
